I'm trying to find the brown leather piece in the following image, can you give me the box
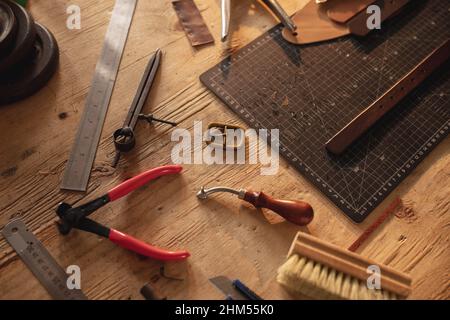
[172,0,214,47]
[282,0,349,45]
[326,0,376,24]
[283,0,410,45]
[326,38,450,155]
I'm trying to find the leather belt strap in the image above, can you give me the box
[326,38,450,155]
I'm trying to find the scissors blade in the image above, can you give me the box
[210,276,249,300]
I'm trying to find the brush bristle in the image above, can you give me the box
[277,254,398,300]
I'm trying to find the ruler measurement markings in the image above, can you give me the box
[2,220,87,300]
[61,0,137,191]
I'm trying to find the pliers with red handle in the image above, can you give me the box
[56,165,190,261]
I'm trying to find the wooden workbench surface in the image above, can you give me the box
[0,0,448,300]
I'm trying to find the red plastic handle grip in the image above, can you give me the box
[109,229,190,261]
[108,165,183,201]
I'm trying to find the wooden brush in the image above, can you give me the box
[277,199,412,299]
[277,231,412,299]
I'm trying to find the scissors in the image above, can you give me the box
[221,0,297,41]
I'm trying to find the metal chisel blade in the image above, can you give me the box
[209,276,249,300]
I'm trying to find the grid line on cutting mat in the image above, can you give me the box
[200,0,450,222]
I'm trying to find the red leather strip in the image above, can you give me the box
[348,198,401,252]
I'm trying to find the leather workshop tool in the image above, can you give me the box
[2,219,87,300]
[0,23,59,105]
[112,49,177,168]
[282,0,410,44]
[0,0,17,54]
[277,229,412,299]
[0,1,59,105]
[326,38,450,155]
[61,0,137,192]
[221,0,297,42]
[221,0,230,41]
[200,0,449,222]
[206,123,245,150]
[197,186,314,226]
[56,165,190,261]
[210,276,263,300]
[172,0,214,47]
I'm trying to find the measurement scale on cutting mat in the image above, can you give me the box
[201,0,450,222]
[61,0,137,192]
[2,219,87,300]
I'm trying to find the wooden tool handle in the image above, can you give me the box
[243,191,314,226]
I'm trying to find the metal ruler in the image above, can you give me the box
[61,0,137,191]
[2,219,87,300]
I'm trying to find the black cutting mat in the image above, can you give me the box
[200,0,450,223]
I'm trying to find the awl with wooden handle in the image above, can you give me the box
[197,186,314,226]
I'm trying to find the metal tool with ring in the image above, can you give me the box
[112,49,177,167]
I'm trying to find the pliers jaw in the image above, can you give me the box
[56,195,110,235]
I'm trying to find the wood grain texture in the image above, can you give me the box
[0,0,448,300]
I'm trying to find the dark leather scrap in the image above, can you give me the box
[172,0,214,47]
